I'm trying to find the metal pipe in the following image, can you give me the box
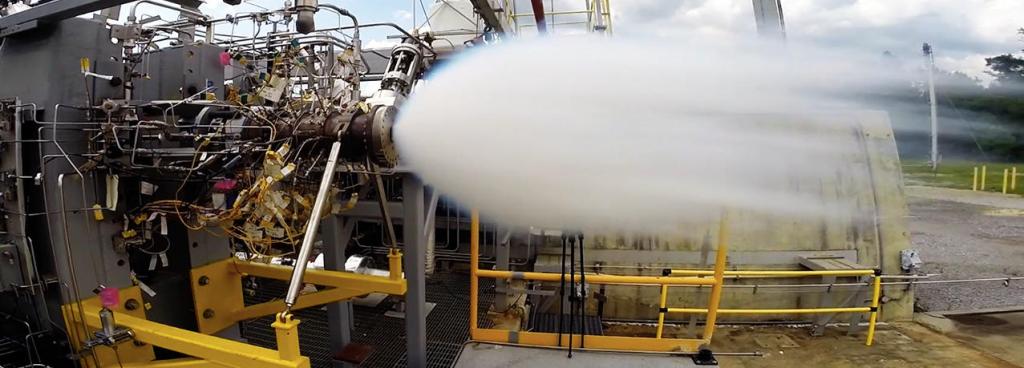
[529,0,548,34]
[475,270,716,286]
[669,269,876,277]
[283,141,342,310]
[866,275,882,346]
[668,307,871,315]
[469,209,479,337]
[58,173,98,366]
[128,0,205,22]
[701,213,729,341]
[655,284,668,338]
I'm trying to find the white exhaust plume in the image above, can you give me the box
[394,37,907,234]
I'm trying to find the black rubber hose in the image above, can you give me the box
[558,234,566,347]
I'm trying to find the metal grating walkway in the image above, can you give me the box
[527,312,603,336]
[242,272,494,368]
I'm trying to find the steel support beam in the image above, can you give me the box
[323,215,357,367]
[402,176,427,367]
[468,0,505,33]
[66,288,309,368]
[0,0,191,36]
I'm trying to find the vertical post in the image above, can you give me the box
[469,209,480,339]
[273,313,302,361]
[655,284,668,339]
[402,176,426,367]
[494,226,510,312]
[924,43,939,170]
[865,275,882,346]
[1012,167,1018,191]
[972,167,978,191]
[981,165,987,190]
[388,248,403,280]
[322,216,356,367]
[702,212,730,341]
[1003,169,1010,194]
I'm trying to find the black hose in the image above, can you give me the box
[557,234,566,347]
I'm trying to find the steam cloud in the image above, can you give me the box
[394,37,909,233]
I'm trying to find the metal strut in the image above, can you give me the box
[578,233,586,349]
[568,235,576,358]
[284,141,343,312]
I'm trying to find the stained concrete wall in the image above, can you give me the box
[534,111,913,322]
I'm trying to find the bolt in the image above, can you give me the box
[124,298,140,311]
[202,309,215,319]
[198,276,210,286]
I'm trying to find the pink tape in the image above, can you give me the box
[99,287,120,308]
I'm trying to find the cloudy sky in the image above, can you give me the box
[609,0,1024,79]
[180,0,1024,79]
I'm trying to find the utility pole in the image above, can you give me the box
[923,42,939,170]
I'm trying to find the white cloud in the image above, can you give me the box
[611,0,1024,78]
[393,9,413,21]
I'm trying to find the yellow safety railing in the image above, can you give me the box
[656,268,883,346]
[469,209,730,352]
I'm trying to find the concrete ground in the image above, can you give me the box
[916,309,1024,366]
[905,185,1024,311]
[710,322,1020,368]
[457,321,1022,367]
[456,343,707,368]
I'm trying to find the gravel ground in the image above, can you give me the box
[906,186,1024,311]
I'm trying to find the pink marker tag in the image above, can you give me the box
[219,51,232,66]
[99,287,120,309]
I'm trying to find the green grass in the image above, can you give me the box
[902,160,1023,193]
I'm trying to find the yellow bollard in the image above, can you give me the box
[1013,167,1018,191]
[972,167,979,191]
[1003,169,1010,194]
[981,165,987,190]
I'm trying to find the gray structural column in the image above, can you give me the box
[323,215,357,367]
[403,176,427,367]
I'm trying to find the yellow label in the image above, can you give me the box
[79,57,90,73]
[92,204,104,221]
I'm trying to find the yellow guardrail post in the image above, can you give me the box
[972,166,979,191]
[701,212,729,342]
[865,273,882,346]
[1003,168,1010,194]
[981,165,987,190]
[1012,167,1018,191]
[656,284,668,339]
[469,209,480,339]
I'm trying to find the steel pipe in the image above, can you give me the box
[284,141,342,310]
